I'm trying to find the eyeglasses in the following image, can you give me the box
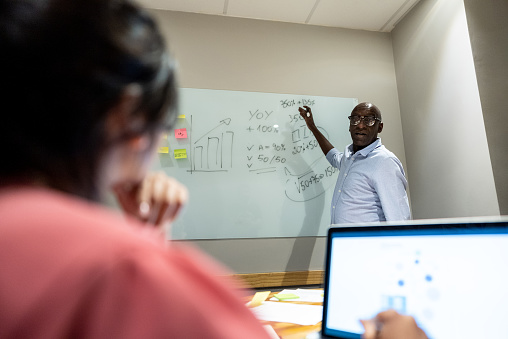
[348,115,382,127]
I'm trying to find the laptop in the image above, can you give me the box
[320,217,508,339]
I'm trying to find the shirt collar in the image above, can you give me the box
[346,138,382,158]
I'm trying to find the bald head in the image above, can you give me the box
[348,102,383,152]
[352,102,382,121]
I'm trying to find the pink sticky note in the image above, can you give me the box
[175,128,187,139]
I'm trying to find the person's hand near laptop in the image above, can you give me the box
[361,310,428,339]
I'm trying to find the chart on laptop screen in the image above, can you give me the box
[325,232,508,339]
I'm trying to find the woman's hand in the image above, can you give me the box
[113,171,188,228]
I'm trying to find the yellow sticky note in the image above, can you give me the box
[174,149,187,159]
[250,291,271,308]
[158,147,169,154]
[177,114,186,119]
[273,293,300,301]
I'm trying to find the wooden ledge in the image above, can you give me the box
[232,270,324,289]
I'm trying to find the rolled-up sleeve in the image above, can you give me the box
[370,157,411,221]
[325,148,343,169]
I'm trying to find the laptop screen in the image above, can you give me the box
[321,219,508,339]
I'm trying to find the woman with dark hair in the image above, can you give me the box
[0,0,271,338]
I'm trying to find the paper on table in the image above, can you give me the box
[250,301,323,326]
[269,289,324,303]
[263,325,280,339]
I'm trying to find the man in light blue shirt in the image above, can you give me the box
[298,102,410,224]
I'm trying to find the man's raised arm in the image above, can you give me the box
[298,105,335,156]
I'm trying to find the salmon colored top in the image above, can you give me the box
[0,187,270,339]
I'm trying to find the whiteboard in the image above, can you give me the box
[153,88,357,239]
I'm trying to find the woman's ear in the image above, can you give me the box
[105,84,144,141]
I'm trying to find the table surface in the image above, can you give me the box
[250,290,323,339]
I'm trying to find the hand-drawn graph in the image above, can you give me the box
[189,116,234,173]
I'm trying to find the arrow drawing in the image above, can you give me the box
[194,118,232,144]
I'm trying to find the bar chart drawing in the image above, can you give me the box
[190,116,234,173]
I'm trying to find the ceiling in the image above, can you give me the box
[137,0,421,33]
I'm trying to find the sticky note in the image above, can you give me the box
[273,293,300,301]
[158,147,169,154]
[175,128,187,139]
[177,114,186,119]
[162,134,168,140]
[174,149,187,159]
[250,291,271,308]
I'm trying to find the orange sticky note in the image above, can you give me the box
[158,147,169,154]
[175,128,187,139]
[174,149,187,159]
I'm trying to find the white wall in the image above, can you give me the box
[463,0,508,215]
[150,10,406,273]
[392,0,499,219]
[152,10,406,163]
